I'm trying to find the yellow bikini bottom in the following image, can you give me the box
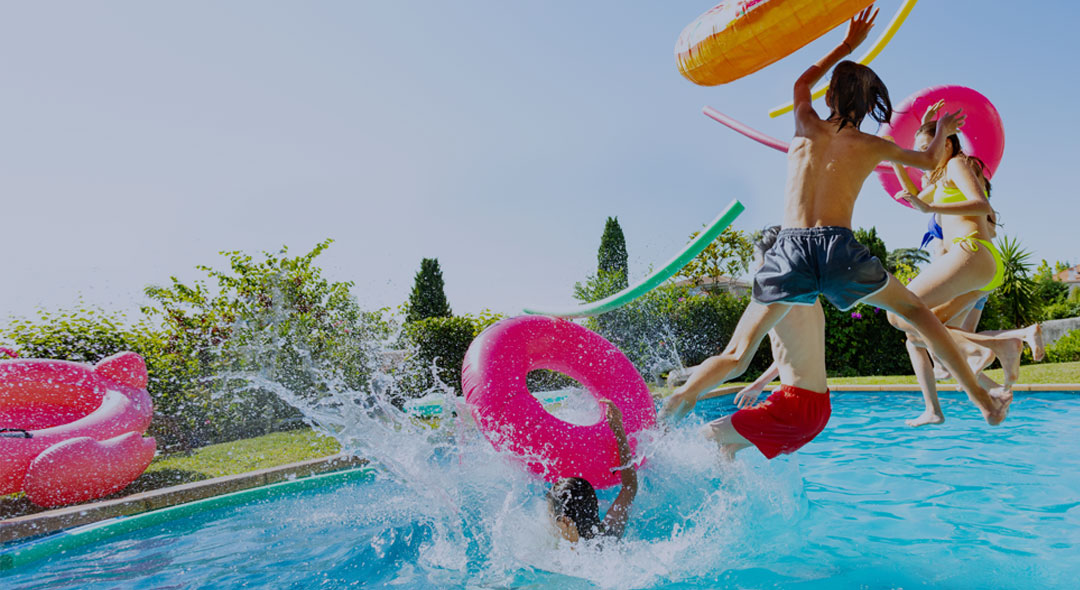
[952,232,1004,292]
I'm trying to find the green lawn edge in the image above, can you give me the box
[1,429,342,520]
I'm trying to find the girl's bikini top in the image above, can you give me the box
[932,184,968,204]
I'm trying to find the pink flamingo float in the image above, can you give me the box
[0,351,156,507]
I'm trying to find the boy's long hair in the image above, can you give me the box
[828,61,892,131]
[549,477,603,539]
[916,121,992,197]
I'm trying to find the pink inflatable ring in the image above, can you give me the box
[461,316,656,489]
[0,352,156,507]
[878,85,1005,205]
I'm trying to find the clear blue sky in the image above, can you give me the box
[2,1,1077,321]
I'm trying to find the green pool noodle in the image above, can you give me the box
[523,199,745,318]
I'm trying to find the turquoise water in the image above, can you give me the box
[5,392,1079,589]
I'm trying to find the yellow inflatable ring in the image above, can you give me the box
[768,0,920,117]
[676,0,874,86]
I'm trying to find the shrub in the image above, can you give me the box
[821,302,910,377]
[143,239,393,446]
[1046,329,1080,363]
[400,311,504,398]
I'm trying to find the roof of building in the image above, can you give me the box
[1054,265,1080,284]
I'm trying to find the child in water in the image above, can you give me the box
[548,399,637,542]
[661,5,1011,426]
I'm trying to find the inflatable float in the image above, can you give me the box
[524,199,744,318]
[0,352,156,507]
[767,0,920,117]
[676,0,875,86]
[876,85,1005,200]
[461,316,655,489]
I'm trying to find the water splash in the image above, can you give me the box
[211,296,806,589]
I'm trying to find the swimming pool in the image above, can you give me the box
[4,391,1078,589]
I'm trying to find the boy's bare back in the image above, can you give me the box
[783,105,962,230]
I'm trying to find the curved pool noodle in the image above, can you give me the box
[768,0,920,118]
[703,106,910,207]
[703,106,894,175]
[523,199,744,318]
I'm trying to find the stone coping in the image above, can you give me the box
[0,454,365,544]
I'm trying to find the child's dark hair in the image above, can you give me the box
[549,477,602,539]
[916,121,992,198]
[828,61,892,131]
[754,225,782,256]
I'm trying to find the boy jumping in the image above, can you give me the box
[661,6,1011,427]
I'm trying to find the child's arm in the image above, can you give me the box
[904,159,992,216]
[599,399,637,539]
[793,6,878,124]
[733,362,780,409]
[878,111,966,170]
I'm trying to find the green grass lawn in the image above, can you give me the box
[1,429,342,520]
[651,361,1080,396]
[826,360,1080,386]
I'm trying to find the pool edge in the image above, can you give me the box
[0,460,373,571]
[0,453,366,545]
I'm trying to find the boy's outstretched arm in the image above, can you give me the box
[793,6,878,121]
[734,361,780,409]
[599,399,637,539]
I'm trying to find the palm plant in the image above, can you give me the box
[992,235,1037,328]
[887,247,931,272]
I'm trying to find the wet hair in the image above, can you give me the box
[827,61,892,131]
[548,477,602,539]
[916,121,992,198]
[754,225,782,256]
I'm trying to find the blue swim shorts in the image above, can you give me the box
[752,226,889,311]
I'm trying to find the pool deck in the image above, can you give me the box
[0,454,365,544]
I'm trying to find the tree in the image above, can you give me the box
[854,227,889,269]
[676,227,754,287]
[405,258,452,323]
[575,217,630,303]
[598,217,629,289]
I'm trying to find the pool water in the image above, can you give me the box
[4,392,1079,589]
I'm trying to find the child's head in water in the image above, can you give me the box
[548,477,603,542]
[825,61,892,131]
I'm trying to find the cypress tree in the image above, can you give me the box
[598,217,629,290]
[405,258,452,323]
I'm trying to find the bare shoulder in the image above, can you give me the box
[946,155,980,177]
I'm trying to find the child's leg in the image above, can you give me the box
[864,276,1010,425]
[660,301,792,423]
[906,337,945,427]
[971,324,1045,362]
[701,416,753,460]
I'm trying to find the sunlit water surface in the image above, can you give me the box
[5,391,1079,590]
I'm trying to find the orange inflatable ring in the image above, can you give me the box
[676,0,874,86]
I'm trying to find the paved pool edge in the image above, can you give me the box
[0,461,372,571]
[0,454,365,545]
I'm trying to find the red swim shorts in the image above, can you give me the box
[730,384,831,459]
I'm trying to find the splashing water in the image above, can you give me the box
[204,302,806,589]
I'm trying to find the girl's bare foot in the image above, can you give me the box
[1023,324,1046,362]
[906,410,945,427]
